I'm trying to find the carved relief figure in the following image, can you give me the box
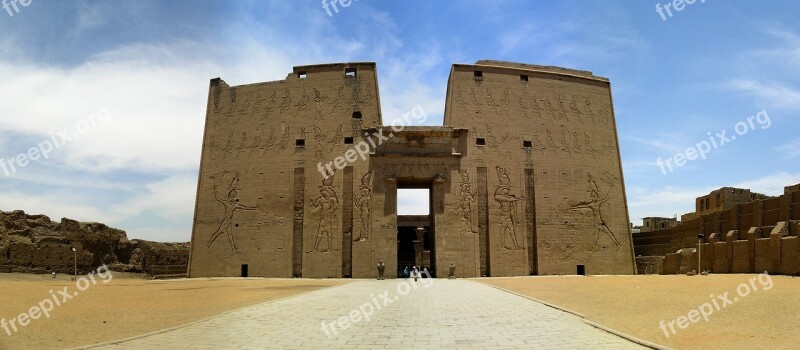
[328,125,343,152]
[207,171,258,254]
[330,86,345,112]
[569,96,582,122]
[237,96,251,116]
[359,85,374,105]
[494,166,524,250]
[572,131,582,153]
[236,132,248,153]
[260,91,276,123]
[583,99,595,123]
[252,92,265,114]
[469,88,482,114]
[455,88,470,113]
[278,89,292,112]
[354,171,372,242]
[263,127,276,150]
[598,103,610,125]
[313,88,326,120]
[556,95,569,121]
[485,124,499,147]
[308,169,338,253]
[584,132,597,158]
[221,132,234,153]
[568,172,622,251]
[528,95,543,119]
[208,140,219,159]
[532,135,547,150]
[542,95,557,115]
[560,126,570,153]
[516,95,530,118]
[485,88,502,115]
[545,129,558,151]
[276,123,290,154]
[248,130,262,153]
[459,170,477,233]
[350,85,360,106]
[314,126,326,160]
[500,87,511,120]
[295,89,310,115]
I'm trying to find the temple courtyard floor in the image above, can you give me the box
[0,273,797,349]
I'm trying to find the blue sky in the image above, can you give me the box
[0,0,798,241]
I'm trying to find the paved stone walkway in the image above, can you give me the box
[97,279,644,349]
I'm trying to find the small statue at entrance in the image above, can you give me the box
[377,260,385,280]
[448,262,456,279]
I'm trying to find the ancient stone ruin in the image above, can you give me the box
[0,210,189,276]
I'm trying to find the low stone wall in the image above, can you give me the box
[0,210,189,275]
[660,222,800,275]
[635,256,664,274]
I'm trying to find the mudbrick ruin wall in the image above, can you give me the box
[633,188,800,275]
[0,210,189,275]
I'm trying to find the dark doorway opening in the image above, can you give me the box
[577,265,586,276]
[397,226,417,276]
[241,264,249,277]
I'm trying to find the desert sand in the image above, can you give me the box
[3,272,798,349]
[0,273,345,349]
[479,274,800,350]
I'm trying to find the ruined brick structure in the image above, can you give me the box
[681,187,772,221]
[188,60,635,278]
[0,210,189,275]
[634,184,800,275]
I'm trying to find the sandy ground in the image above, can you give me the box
[0,273,345,350]
[479,274,800,350]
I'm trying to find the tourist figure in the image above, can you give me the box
[422,267,429,278]
[412,266,420,282]
[403,266,409,278]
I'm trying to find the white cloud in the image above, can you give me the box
[776,138,800,160]
[0,44,215,173]
[726,79,800,112]
[627,171,800,225]
[732,171,800,196]
[397,189,430,215]
[0,2,459,242]
[724,26,800,112]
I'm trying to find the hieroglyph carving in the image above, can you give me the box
[207,171,258,254]
[568,172,622,251]
[459,170,477,233]
[354,171,372,242]
[307,169,339,253]
[494,166,524,250]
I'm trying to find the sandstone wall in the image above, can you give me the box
[444,61,635,275]
[189,61,636,278]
